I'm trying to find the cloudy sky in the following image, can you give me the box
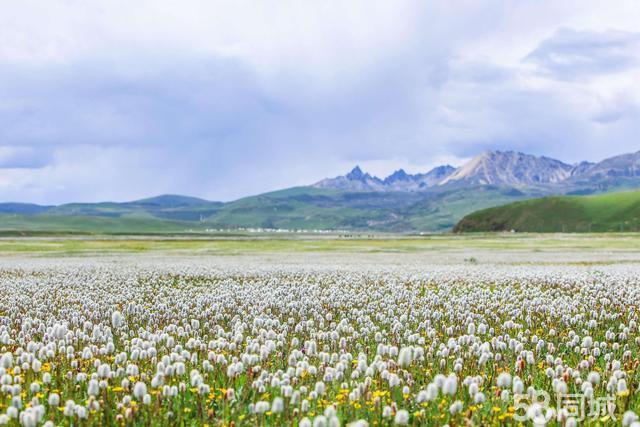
[1,1,640,203]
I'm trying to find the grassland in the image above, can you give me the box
[0,233,638,256]
[454,190,640,233]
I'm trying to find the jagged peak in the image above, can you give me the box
[346,166,367,181]
[384,169,409,183]
[429,164,455,173]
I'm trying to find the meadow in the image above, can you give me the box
[0,234,639,426]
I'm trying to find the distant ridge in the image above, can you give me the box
[131,194,212,207]
[314,165,455,191]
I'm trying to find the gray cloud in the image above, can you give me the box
[0,146,52,168]
[525,28,640,79]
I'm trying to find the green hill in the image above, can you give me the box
[0,186,529,234]
[454,190,640,233]
[204,185,527,232]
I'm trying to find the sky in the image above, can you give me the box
[1,1,640,204]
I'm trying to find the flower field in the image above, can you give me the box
[0,254,639,426]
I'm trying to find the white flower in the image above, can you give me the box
[426,383,439,401]
[76,406,87,419]
[87,380,99,396]
[48,393,60,407]
[497,372,512,388]
[63,401,75,417]
[133,382,147,399]
[313,415,328,427]
[623,411,639,427]
[271,397,284,413]
[255,401,269,414]
[397,347,413,368]
[111,311,124,328]
[394,409,409,425]
[443,374,457,396]
[513,378,524,394]
[618,379,629,394]
[449,400,463,415]
[0,354,12,369]
[382,406,392,418]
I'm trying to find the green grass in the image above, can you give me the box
[454,190,640,233]
[205,185,527,232]
[0,233,638,255]
[0,214,206,234]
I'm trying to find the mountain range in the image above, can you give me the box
[1,149,639,234]
[314,150,640,191]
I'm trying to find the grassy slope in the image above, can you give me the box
[206,186,526,232]
[454,190,640,232]
[404,186,527,231]
[206,187,422,230]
